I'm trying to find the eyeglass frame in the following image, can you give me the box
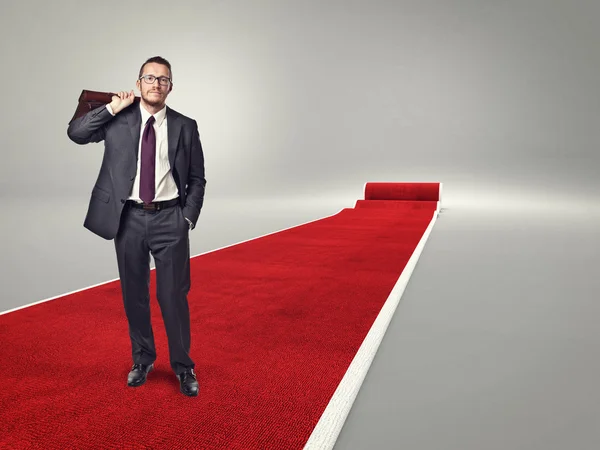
[139,74,172,86]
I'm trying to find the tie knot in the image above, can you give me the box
[147,116,155,125]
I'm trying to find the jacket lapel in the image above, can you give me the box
[166,106,182,168]
[126,105,141,159]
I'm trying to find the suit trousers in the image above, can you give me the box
[114,201,195,375]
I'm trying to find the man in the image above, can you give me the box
[67,56,206,397]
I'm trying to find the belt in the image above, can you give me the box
[127,198,180,211]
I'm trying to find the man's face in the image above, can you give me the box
[136,62,172,107]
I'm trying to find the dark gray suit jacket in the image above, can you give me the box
[67,102,206,240]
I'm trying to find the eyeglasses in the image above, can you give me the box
[139,74,172,86]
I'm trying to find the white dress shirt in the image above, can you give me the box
[106,102,192,228]
[106,102,179,202]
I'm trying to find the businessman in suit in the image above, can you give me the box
[67,56,206,397]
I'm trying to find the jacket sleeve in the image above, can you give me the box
[67,105,114,144]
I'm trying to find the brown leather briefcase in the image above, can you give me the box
[69,90,140,124]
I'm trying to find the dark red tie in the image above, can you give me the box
[139,116,156,203]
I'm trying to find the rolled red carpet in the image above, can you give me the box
[0,182,441,449]
[364,181,441,201]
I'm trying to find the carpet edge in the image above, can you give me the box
[302,209,440,450]
[0,208,347,316]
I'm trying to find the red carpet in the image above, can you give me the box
[0,182,441,449]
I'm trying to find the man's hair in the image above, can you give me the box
[138,56,172,81]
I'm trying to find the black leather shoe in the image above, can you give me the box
[127,363,154,387]
[177,368,199,397]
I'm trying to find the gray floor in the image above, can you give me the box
[335,203,600,450]
[2,196,599,449]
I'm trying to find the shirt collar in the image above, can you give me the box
[139,101,167,127]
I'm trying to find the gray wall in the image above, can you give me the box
[2,0,599,204]
[1,0,599,309]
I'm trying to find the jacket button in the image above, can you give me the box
[121,199,125,204]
